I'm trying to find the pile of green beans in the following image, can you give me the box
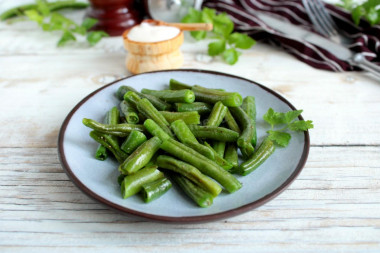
[82,79,276,207]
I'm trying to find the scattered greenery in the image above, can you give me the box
[0,0,108,47]
[182,7,256,65]
[337,0,380,25]
[263,108,314,147]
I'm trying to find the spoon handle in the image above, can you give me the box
[157,21,213,31]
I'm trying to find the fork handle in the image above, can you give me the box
[351,53,380,79]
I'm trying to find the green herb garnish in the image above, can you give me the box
[0,0,108,47]
[263,108,314,147]
[337,0,380,25]
[182,7,256,65]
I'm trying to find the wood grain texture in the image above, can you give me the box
[0,1,379,252]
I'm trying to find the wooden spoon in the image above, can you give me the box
[142,19,213,31]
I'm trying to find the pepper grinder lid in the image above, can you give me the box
[145,0,203,23]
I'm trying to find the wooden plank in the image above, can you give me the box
[0,146,379,252]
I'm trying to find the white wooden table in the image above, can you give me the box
[1,1,379,252]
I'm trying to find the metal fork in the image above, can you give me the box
[302,0,350,44]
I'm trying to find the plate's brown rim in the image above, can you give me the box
[58,69,310,223]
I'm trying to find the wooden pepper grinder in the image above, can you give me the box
[86,0,145,36]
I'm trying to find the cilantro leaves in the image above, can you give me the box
[182,7,256,65]
[1,0,108,47]
[337,0,380,25]
[263,108,313,147]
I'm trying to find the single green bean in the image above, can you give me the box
[157,155,222,197]
[141,89,195,103]
[123,91,141,108]
[204,142,233,170]
[0,1,89,21]
[120,86,171,111]
[82,118,145,137]
[192,85,243,107]
[120,100,139,124]
[159,111,200,125]
[169,78,192,90]
[242,96,257,147]
[95,109,115,161]
[89,131,127,163]
[171,173,214,208]
[175,102,212,115]
[229,106,255,158]
[120,165,164,199]
[120,130,147,154]
[187,125,239,142]
[141,177,172,203]
[213,141,226,157]
[137,98,174,137]
[160,138,242,193]
[143,119,171,142]
[224,143,239,168]
[118,136,162,175]
[206,101,227,127]
[224,108,241,133]
[183,142,215,161]
[238,138,275,176]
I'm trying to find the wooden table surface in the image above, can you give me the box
[0,1,379,252]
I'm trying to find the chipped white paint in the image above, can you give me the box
[0,1,379,252]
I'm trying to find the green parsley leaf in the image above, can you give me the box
[366,6,380,25]
[267,130,291,147]
[24,9,44,25]
[352,5,366,25]
[288,120,314,131]
[284,109,303,124]
[87,31,109,46]
[190,30,207,41]
[36,0,50,17]
[208,39,226,56]
[213,13,234,38]
[57,30,76,47]
[222,48,240,65]
[228,32,256,49]
[81,17,98,31]
[263,108,286,128]
[201,7,216,23]
[338,0,380,25]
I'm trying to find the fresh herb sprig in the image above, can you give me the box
[0,0,108,47]
[182,7,256,65]
[263,108,314,147]
[337,0,380,25]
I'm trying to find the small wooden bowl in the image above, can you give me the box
[122,22,184,74]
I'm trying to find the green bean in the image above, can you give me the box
[229,106,255,158]
[123,91,141,108]
[187,125,239,142]
[120,100,139,124]
[238,138,275,176]
[157,155,222,197]
[204,142,233,170]
[169,78,192,90]
[0,1,89,21]
[170,120,215,160]
[121,86,171,111]
[120,130,147,154]
[224,143,239,168]
[95,109,116,161]
[175,102,212,115]
[213,141,226,157]
[143,119,171,142]
[82,118,145,137]
[171,173,214,208]
[192,85,242,107]
[160,138,242,193]
[159,111,200,125]
[118,136,162,175]
[120,165,164,199]
[137,98,174,137]
[141,89,195,103]
[89,131,127,163]
[141,177,172,203]
[206,101,227,127]
[224,108,241,133]
[242,96,257,147]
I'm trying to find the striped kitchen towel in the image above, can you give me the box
[202,0,380,72]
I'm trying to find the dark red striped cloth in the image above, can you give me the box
[202,0,380,72]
